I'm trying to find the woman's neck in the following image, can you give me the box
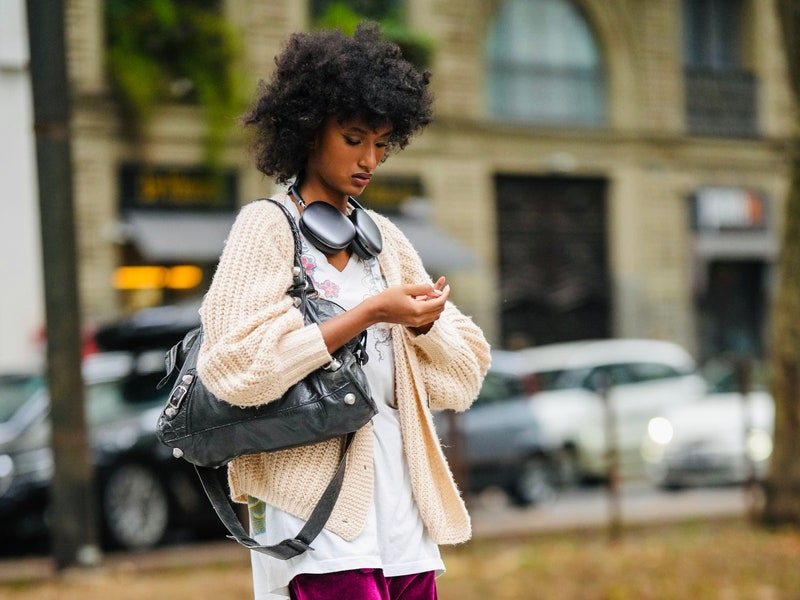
[297,176,349,214]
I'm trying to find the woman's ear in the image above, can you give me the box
[307,129,322,152]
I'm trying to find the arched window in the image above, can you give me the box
[486,0,606,125]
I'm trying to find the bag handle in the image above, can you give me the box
[178,197,364,558]
[264,196,317,295]
[194,432,355,559]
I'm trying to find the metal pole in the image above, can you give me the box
[597,372,622,541]
[446,411,470,505]
[735,358,759,519]
[26,0,101,570]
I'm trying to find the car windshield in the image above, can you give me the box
[0,375,43,424]
[86,372,168,425]
[476,372,525,404]
[536,369,579,391]
[540,368,592,391]
[702,360,768,393]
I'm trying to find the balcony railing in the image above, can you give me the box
[685,67,758,137]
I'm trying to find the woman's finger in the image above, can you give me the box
[416,285,450,314]
[405,282,439,297]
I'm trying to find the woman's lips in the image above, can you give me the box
[351,174,371,187]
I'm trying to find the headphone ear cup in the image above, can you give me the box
[350,233,373,260]
[298,219,341,255]
[349,208,383,260]
[300,202,356,255]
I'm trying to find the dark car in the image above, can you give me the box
[0,351,224,551]
[434,353,562,506]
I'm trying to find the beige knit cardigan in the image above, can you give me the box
[196,194,491,545]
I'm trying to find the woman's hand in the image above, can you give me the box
[371,276,449,332]
[408,276,447,334]
[317,277,449,355]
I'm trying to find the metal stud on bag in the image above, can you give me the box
[323,357,342,371]
[173,448,184,458]
[344,393,356,405]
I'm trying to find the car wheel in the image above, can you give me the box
[101,463,170,550]
[509,455,558,506]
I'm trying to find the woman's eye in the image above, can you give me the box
[344,137,360,146]
[376,142,388,149]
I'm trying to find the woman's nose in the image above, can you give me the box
[358,146,378,171]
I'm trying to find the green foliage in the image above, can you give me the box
[105,0,244,167]
[311,0,402,22]
[313,1,434,70]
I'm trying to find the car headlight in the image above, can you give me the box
[647,417,674,445]
[0,454,14,496]
[746,428,772,462]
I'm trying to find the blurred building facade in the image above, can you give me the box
[1,0,43,370]
[60,0,795,359]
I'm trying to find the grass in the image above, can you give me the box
[1,519,799,599]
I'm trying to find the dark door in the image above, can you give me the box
[697,260,767,359]
[496,176,610,348]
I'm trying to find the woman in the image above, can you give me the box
[197,23,491,600]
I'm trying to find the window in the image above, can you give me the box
[486,0,606,125]
[475,372,525,405]
[683,0,744,70]
[681,0,756,137]
[625,363,683,384]
[86,381,127,425]
[579,365,635,389]
[0,375,43,424]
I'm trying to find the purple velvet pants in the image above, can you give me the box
[289,568,438,600]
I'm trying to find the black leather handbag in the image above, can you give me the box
[156,198,378,559]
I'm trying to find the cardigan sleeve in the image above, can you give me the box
[377,214,491,412]
[196,200,332,407]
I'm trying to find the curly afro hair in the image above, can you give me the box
[241,22,433,184]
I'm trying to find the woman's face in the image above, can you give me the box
[304,117,393,199]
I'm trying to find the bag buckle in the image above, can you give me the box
[164,373,195,419]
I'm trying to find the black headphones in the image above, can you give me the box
[287,183,383,260]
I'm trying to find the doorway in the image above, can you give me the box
[495,176,611,348]
[696,259,767,359]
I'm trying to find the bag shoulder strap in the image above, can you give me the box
[187,196,352,559]
[261,196,321,297]
[194,432,355,559]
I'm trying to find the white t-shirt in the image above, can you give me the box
[248,197,444,600]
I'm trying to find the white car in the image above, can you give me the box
[494,339,707,484]
[641,384,773,489]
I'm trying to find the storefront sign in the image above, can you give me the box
[691,187,767,232]
[119,164,238,212]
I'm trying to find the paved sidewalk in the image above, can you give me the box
[469,481,751,537]
[0,483,751,587]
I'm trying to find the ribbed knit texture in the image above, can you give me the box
[197,195,491,544]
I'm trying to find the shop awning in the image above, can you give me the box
[122,210,477,272]
[123,211,236,263]
[387,216,476,273]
